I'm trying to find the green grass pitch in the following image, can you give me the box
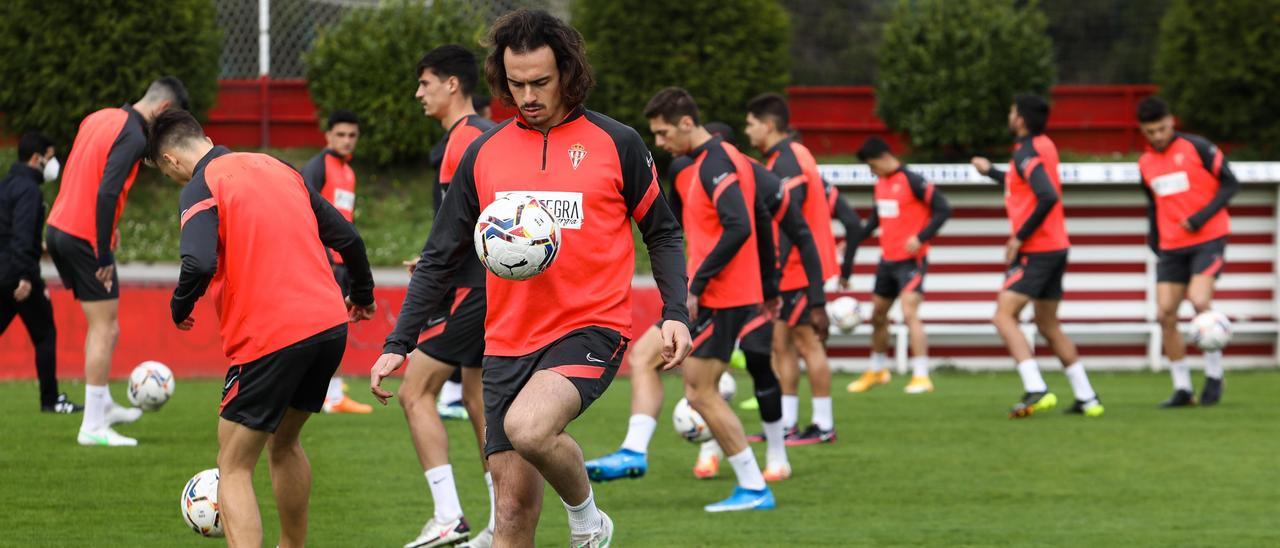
[1,371,1277,547]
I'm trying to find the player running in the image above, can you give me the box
[744,93,853,442]
[851,137,951,394]
[397,44,498,548]
[46,76,187,446]
[641,87,776,511]
[1135,96,1240,407]
[301,109,374,415]
[151,110,377,548]
[371,11,692,546]
[972,94,1104,418]
[585,123,826,484]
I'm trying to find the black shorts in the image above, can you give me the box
[873,258,927,299]
[220,324,347,433]
[331,263,350,298]
[1157,237,1227,284]
[46,226,118,301]
[416,287,486,368]
[738,309,774,355]
[482,326,626,456]
[1003,250,1068,300]
[690,304,764,362]
[779,289,814,327]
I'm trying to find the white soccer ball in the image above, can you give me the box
[127,361,175,411]
[828,296,862,333]
[180,468,222,538]
[718,372,737,402]
[473,194,562,281]
[1188,310,1232,352]
[672,398,712,443]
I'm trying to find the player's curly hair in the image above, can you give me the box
[484,9,594,110]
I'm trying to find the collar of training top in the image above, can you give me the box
[323,148,351,163]
[765,136,794,158]
[121,103,144,128]
[514,105,585,132]
[1145,132,1186,155]
[8,162,42,183]
[193,146,234,176]
[691,134,725,158]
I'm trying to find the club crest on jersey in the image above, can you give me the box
[568,143,588,170]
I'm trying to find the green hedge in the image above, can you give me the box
[1156,0,1280,152]
[304,0,487,166]
[876,0,1055,159]
[574,0,790,150]
[0,0,220,145]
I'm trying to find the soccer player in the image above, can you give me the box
[744,93,848,442]
[642,87,776,510]
[301,109,373,415]
[46,76,187,446]
[971,94,1104,418]
[1135,96,1239,407]
[397,44,498,548]
[151,109,376,548]
[371,10,692,545]
[852,137,951,394]
[0,133,80,413]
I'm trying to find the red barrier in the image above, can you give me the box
[0,284,664,380]
[785,85,1158,156]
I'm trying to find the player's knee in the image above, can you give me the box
[503,413,548,453]
[1188,294,1211,313]
[870,312,889,328]
[266,436,301,460]
[684,383,716,411]
[1156,307,1179,326]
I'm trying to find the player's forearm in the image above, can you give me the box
[94,191,119,265]
[917,192,951,243]
[1187,172,1239,229]
[640,219,691,325]
[781,212,826,305]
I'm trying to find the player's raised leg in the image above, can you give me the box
[585,324,663,482]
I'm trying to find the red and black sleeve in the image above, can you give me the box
[906,170,951,242]
[94,118,146,266]
[689,152,752,297]
[307,181,374,305]
[1185,134,1240,231]
[1010,144,1060,241]
[300,152,327,194]
[171,172,219,325]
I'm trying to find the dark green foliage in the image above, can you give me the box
[0,0,220,145]
[1155,0,1280,151]
[573,0,790,151]
[876,0,1055,159]
[304,0,487,166]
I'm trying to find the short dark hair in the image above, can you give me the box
[18,133,53,162]
[856,136,892,162]
[146,109,206,164]
[472,94,491,113]
[485,9,594,109]
[327,109,360,130]
[643,87,700,126]
[746,93,790,131]
[1137,96,1171,123]
[144,76,190,112]
[705,121,734,142]
[417,44,479,96]
[1013,93,1049,135]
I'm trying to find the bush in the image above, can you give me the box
[305,0,487,166]
[876,0,1054,159]
[574,0,790,150]
[1155,0,1280,152]
[0,0,220,145]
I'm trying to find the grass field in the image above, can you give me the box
[2,370,1278,547]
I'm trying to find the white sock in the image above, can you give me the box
[484,472,496,531]
[620,414,657,454]
[763,419,788,468]
[1204,351,1224,380]
[1063,362,1096,401]
[699,439,723,458]
[869,351,888,372]
[1017,359,1048,393]
[326,377,345,402]
[910,356,930,378]
[425,465,462,522]
[811,397,833,430]
[440,379,463,404]
[1170,359,1193,391]
[563,487,602,535]
[81,384,111,431]
[727,448,767,491]
[781,395,799,429]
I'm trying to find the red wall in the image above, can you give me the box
[205,80,1157,155]
[0,284,663,380]
[786,85,1158,156]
